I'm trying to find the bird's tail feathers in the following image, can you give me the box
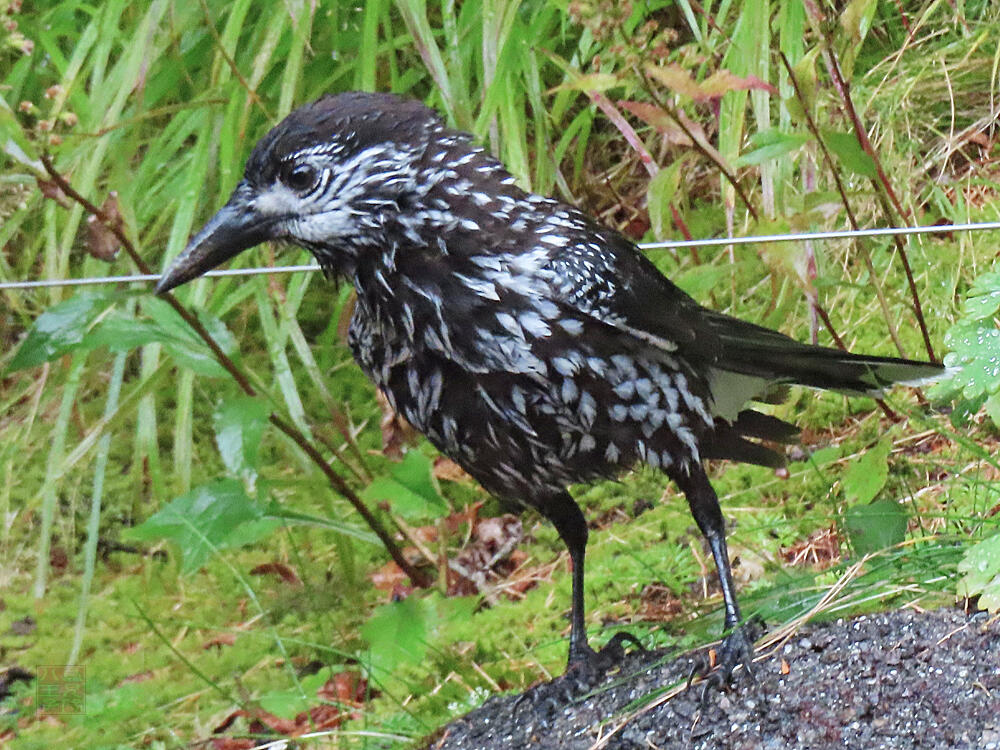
[707,313,945,396]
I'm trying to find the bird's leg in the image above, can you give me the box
[546,491,643,673]
[672,463,757,686]
[546,493,593,664]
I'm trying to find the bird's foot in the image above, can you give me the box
[512,632,645,716]
[567,631,645,680]
[687,617,762,700]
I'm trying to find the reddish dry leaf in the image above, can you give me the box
[370,560,414,600]
[619,100,693,145]
[295,703,352,731]
[49,545,69,575]
[700,70,778,98]
[119,670,155,685]
[370,560,406,591]
[781,658,791,675]
[219,708,297,736]
[36,177,70,208]
[646,63,777,101]
[249,561,302,586]
[210,738,256,750]
[433,456,474,484]
[638,583,685,620]
[85,192,123,261]
[781,525,841,569]
[318,671,369,706]
[590,505,631,531]
[377,389,420,460]
[409,524,439,544]
[444,501,482,535]
[201,633,236,650]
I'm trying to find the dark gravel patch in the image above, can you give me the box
[426,607,1000,749]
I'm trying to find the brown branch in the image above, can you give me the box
[40,154,432,588]
[779,54,909,420]
[822,50,936,362]
[778,54,905,355]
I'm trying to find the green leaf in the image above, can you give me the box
[360,597,429,674]
[842,440,890,504]
[957,533,1000,613]
[362,451,448,520]
[213,395,270,482]
[823,131,877,179]
[844,498,908,556]
[82,297,239,378]
[261,502,379,545]
[962,270,1000,320]
[7,292,117,371]
[124,479,277,574]
[359,594,477,677]
[942,322,1000,400]
[646,159,684,240]
[984,392,1000,428]
[143,297,239,378]
[735,129,810,167]
[673,264,732,301]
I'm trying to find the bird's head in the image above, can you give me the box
[156,92,466,294]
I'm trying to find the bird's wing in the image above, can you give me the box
[542,222,723,364]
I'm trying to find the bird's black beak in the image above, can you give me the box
[155,183,274,295]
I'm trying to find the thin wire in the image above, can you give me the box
[0,264,321,290]
[2,220,998,291]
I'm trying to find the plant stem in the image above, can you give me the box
[40,154,432,589]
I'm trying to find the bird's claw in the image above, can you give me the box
[513,631,646,715]
[686,618,762,700]
[566,631,646,683]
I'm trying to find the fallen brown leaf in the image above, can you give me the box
[249,561,302,586]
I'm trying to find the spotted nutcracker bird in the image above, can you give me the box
[157,92,943,683]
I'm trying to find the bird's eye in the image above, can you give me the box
[282,162,319,192]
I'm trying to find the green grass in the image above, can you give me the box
[2,0,1000,747]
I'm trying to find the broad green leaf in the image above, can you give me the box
[213,395,269,482]
[83,298,240,378]
[674,263,734,301]
[957,533,1000,613]
[125,478,277,574]
[143,297,239,378]
[942,323,1000,399]
[360,594,477,677]
[984,392,1000,427]
[646,160,684,240]
[362,451,448,520]
[735,128,810,166]
[7,292,117,371]
[784,47,821,124]
[844,498,908,556]
[361,597,429,675]
[840,0,878,44]
[823,131,877,179]
[256,689,307,720]
[549,72,620,94]
[962,270,1000,320]
[842,440,890,504]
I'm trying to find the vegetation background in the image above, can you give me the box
[2,0,999,747]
